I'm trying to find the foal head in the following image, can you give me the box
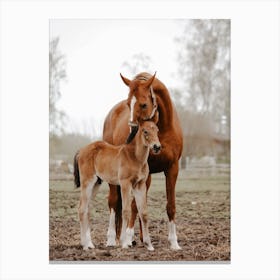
[139,121,161,155]
[120,72,158,128]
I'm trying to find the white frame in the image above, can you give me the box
[0,1,279,279]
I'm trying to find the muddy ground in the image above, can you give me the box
[49,169,230,262]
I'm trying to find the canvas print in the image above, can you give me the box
[49,19,230,262]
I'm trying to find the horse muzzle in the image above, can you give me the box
[151,143,161,154]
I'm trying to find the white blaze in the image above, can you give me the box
[130,96,137,122]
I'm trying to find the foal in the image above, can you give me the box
[74,121,161,251]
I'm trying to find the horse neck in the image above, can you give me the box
[154,82,174,131]
[127,133,149,164]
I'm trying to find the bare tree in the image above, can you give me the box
[49,37,67,136]
[176,20,230,136]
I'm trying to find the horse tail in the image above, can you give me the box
[115,185,123,239]
[73,152,80,188]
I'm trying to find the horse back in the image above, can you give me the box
[103,100,130,145]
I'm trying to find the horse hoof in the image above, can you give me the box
[82,240,95,250]
[83,245,94,250]
[170,244,182,250]
[83,244,94,250]
[132,240,137,246]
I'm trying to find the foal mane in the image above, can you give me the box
[126,125,139,144]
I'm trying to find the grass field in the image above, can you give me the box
[49,169,230,262]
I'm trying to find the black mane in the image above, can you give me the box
[125,125,139,144]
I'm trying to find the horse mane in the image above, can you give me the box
[134,72,152,81]
[125,72,174,143]
[126,125,139,144]
[135,72,174,131]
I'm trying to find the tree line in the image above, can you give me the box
[49,19,230,164]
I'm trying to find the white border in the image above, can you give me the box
[0,1,279,280]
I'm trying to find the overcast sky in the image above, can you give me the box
[50,19,186,138]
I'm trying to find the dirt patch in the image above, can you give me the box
[50,217,230,261]
[49,172,230,262]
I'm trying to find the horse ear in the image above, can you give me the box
[145,72,157,88]
[120,73,131,86]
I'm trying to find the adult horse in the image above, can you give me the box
[103,72,183,250]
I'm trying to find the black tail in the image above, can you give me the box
[115,185,123,239]
[73,152,80,188]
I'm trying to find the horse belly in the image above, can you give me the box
[96,171,119,186]
[95,167,119,185]
[94,152,120,185]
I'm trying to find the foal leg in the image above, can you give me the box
[164,162,181,250]
[127,200,137,245]
[106,185,118,247]
[128,174,151,243]
[133,182,154,251]
[120,182,133,248]
[79,177,96,250]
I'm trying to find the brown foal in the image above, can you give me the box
[74,121,161,251]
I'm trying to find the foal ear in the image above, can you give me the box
[120,73,131,86]
[145,72,157,88]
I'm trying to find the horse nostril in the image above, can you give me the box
[153,144,161,152]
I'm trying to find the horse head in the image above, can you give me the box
[120,72,158,126]
[121,72,159,143]
[140,121,161,154]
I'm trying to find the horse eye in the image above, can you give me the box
[143,130,148,135]
[140,103,147,109]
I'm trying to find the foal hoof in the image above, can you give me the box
[122,244,130,249]
[144,242,154,251]
[83,242,95,250]
[147,246,154,251]
[122,240,133,249]
[170,243,182,250]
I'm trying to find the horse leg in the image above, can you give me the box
[119,182,132,248]
[106,184,121,246]
[128,174,151,243]
[164,162,181,250]
[79,176,96,250]
[133,182,154,251]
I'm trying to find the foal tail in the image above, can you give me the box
[73,152,80,188]
[115,185,123,239]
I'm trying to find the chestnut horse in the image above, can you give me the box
[74,121,161,251]
[103,72,183,250]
